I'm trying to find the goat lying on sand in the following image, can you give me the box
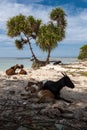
[25,73,75,103]
[40,73,75,103]
[37,89,55,103]
[19,64,27,75]
[25,84,54,103]
[6,64,20,75]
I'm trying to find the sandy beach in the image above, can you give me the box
[0,60,87,102]
[0,60,87,129]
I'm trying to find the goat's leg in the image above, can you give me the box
[37,93,47,103]
[56,96,72,103]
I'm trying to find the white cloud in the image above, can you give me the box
[62,8,87,44]
[0,34,13,43]
[0,0,87,52]
[0,0,51,31]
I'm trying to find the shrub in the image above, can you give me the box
[78,44,87,60]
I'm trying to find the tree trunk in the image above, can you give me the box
[27,37,39,62]
[46,48,51,64]
[26,36,49,68]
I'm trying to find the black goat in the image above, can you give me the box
[42,73,75,103]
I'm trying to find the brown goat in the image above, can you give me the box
[6,64,20,75]
[25,83,55,103]
[37,89,55,103]
[19,64,27,75]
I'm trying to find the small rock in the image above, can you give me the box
[9,90,15,95]
[13,76,18,79]
[40,107,61,118]
[55,123,76,130]
[61,112,74,119]
[17,126,29,130]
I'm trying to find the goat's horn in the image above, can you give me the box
[64,72,67,76]
[61,72,67,76]
[61,72,65,76]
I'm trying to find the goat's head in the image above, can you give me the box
[20,64,24,68]
[14,64,20,70]
[62,72,75,89]
[25,81,42,92]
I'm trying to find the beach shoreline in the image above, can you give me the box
[0,57,78,71]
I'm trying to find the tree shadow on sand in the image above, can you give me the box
[0,78,87,130]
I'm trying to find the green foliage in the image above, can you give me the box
[7,14,26,37]
[78,44,87,59]
[50,7,67,29]
[79,71,87,76]
[7,14,41,38]
[50,7,67,48]
[15,40,24,50]
[25,16,41,36]
[37,23,58,51]
[50,7,66,20]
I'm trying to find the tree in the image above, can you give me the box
[7,14,41,63]
[7,7,67,68]
[78,44,87,59]
[36,7,67,64]
[37,22,61,64]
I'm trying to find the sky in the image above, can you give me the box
[0,0,87,58]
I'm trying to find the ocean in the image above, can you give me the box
[0,57,78,71]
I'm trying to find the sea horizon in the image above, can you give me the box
[0,56,77,59]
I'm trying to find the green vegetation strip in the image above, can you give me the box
[79,71,87,76]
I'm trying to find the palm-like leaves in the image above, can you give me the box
[15,40,23,50]
[7,14,26,37]
[15,37,28,50]
[25,16,41,37]
[50,7,67,34]
[37,23,58,51]
[78,44,87,59]
[50,8,66,19]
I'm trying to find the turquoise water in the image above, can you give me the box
[0,58,32,71]
[0,57,78,71]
